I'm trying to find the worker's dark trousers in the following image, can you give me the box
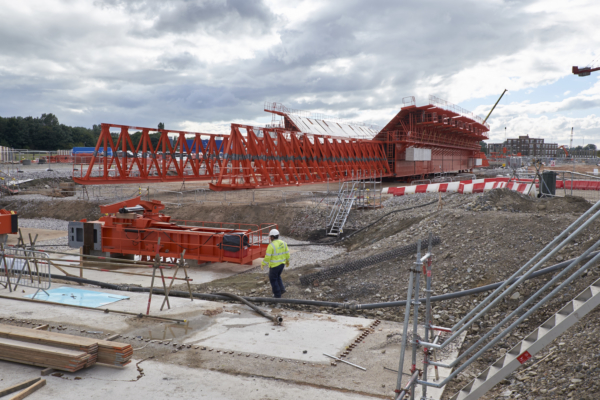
[269,264,285,298]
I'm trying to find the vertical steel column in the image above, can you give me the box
[421,234,433,400]
[396,254,416,393]
[410,240,422,400]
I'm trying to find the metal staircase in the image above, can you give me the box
[327,181,358,236]
[450,277,600,400]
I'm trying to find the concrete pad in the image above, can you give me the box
[188,313,368,362]
[7,227,66,245]
[0,359,373,400]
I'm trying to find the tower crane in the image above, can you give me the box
[570,127,574,150]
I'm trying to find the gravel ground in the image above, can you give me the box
[0,164,73,180]
[16,217,71,251]
[282,236,345,269]
[17,217,69,231]
[5,189,600,399]
[32,237,71,251]
[3,194,84,202]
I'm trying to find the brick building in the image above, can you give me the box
[488,135,558,157]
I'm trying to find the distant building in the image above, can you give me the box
[487,142,505,155]
[507,136,558,157]
[559,148,597,158]
[488,135,558,157]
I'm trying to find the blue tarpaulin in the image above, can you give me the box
[26,287,129,308]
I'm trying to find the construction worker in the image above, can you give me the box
[261,229,290,298]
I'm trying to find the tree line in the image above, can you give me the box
[0,113,167,151]
[0,113,100,151]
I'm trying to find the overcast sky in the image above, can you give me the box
[1,0,599,146]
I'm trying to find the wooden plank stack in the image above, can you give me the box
[0,338,91,372]
[96,339,133,367]
[0,325,132,371]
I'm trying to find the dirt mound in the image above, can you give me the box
[342,216,423,251]
[0,199,101,221]
[485,189,591,214]
[164,203,311,236]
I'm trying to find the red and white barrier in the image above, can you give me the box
[383,177,536,197]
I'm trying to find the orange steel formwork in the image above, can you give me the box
[91,197,274,265]
[374,96,490,178]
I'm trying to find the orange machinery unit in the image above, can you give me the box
[68,197,275,265]
[0,209,18,235]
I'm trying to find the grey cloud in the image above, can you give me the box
[98,0,276,36]
[157,51,205,70]
[1,0,596,135]
[230,0,549,115]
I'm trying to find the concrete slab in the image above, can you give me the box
[0,284,465,399]
[188,312,368,362]
[0,359,373,400]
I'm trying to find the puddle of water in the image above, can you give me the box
[127,314,212,341]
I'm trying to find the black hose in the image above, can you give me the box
[42,251,600,311]
[215,292,283,325]
[350,250,600,309]
[287,196,445,247]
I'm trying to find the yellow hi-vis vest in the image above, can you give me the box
[262,239,290,268]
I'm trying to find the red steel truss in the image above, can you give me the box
[209,124,389,190]
[72,124,226,185]
[72,123,391,189]
[374,96,490,177]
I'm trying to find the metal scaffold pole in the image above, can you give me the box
[421,233,433,400]
[396,249,416,395]
[409,240,422,400]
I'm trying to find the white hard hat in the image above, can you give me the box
[269,229,280,237]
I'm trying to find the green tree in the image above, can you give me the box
[0,113,99,150]
[158,122,165,130]
[480,141,488,154]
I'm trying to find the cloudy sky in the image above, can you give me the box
[1,0,599,145]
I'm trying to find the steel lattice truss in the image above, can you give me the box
[72,124,225,185]
[72,123,391,190]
